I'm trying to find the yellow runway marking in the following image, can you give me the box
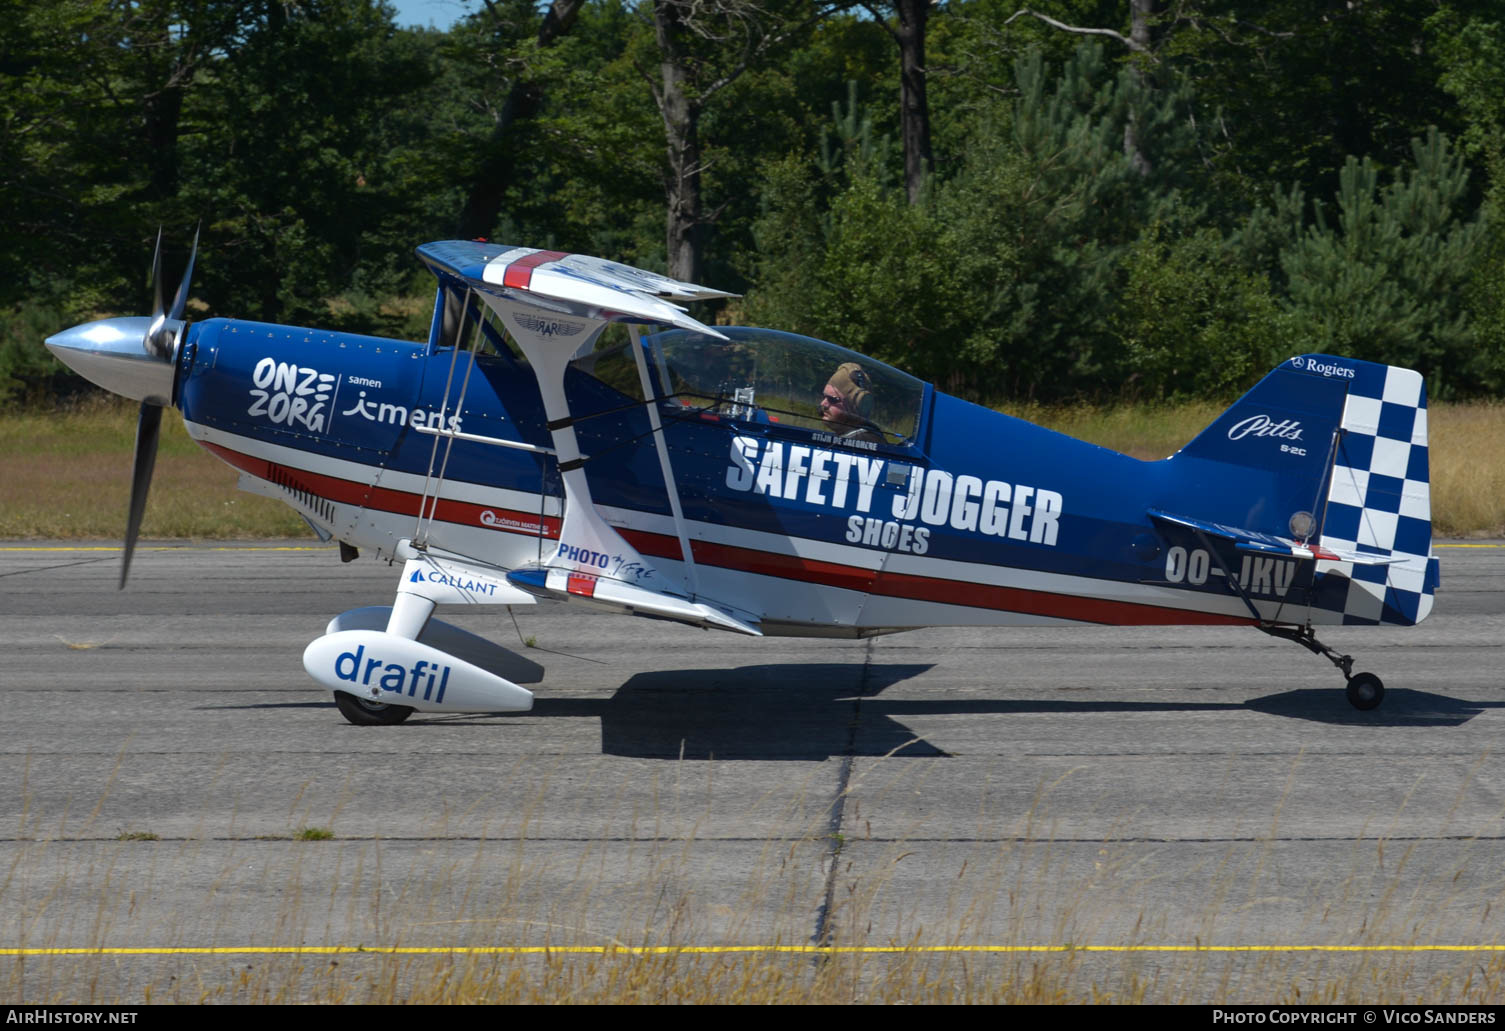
[5,944,1505,957]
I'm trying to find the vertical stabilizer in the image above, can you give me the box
[1168,355,1439,626]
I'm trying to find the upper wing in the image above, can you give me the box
[417,241,734,338]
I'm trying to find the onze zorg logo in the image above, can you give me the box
[248,357,335,432]
[248,356,462,433]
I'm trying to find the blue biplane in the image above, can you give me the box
[45,237,1439,720]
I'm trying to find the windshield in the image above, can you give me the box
[431,283,533,365]
[643,327,925,446]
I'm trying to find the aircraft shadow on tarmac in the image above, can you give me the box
[551,663,947,760]
[1244,688,1504,727]
[457,665,1504,757]
[201,667,1502,755]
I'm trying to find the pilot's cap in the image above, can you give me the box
[827,362,875,417]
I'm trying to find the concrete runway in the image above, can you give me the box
[3,540,1504,1002]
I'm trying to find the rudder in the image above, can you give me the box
[1310,356,1439,625]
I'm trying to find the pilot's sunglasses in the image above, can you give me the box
[821,391,845,408]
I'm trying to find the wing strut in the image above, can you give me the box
[627,323,698,595]
[469,273,758,632]
[454,251,758,634]
[413,286,480,548]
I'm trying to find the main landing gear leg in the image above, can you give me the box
[332,591,437,726]
[1259,624,1385,711]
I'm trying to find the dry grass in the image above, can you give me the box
[0,397,307,539]
[1,397,1501,538]
[1425,402,1505,537]
[1010,401,1226,461]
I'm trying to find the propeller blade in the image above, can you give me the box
[146,228,168,357]
[148,228,165,319]
[121,401,163,589]
[167,224,200,322]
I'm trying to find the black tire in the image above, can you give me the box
[334,691,414,726]
[1345,672,1384,711]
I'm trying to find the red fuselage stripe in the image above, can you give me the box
[502,250,569,290]
[616,530,1252,627]
[200,441,561,538]
[207,440,1250,627]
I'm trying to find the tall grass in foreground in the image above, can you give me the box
[82,949,1504,1004]
[1,397,1502,537]
[5,758,1505,1004]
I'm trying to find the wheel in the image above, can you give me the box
[1345,672,1384,711]
[333,691,414,726]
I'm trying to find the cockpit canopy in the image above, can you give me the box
[572,327,927,447]
[431,281,928,447]
[646,328,924,444]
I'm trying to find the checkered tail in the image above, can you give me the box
[1314,362,1441,626]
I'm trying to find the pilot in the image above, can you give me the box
[821,362,883,442]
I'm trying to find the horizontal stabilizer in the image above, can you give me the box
[1148,510,1402,566]
[507,566,762,636]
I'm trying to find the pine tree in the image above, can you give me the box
[1266,129,1486,391]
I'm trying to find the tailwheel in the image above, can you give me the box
[1345,672,1384,711]
[1260,623,1388,711]
[334,691,414,726]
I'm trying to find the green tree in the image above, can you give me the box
[1114,226,1299,400]
[1430,7,1505,393]
[974,42,1204,397]
[1244,130,1489,392]
[450,0,586,241]
[180,0,443,323]
[643,0,844,282]
[745,40,1208,401]
[1164,0,1480,210]
[860,0,934,203]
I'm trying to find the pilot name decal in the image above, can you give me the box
[725,436,1063,555]
[810,430,878,452]
[248,357,336,432]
